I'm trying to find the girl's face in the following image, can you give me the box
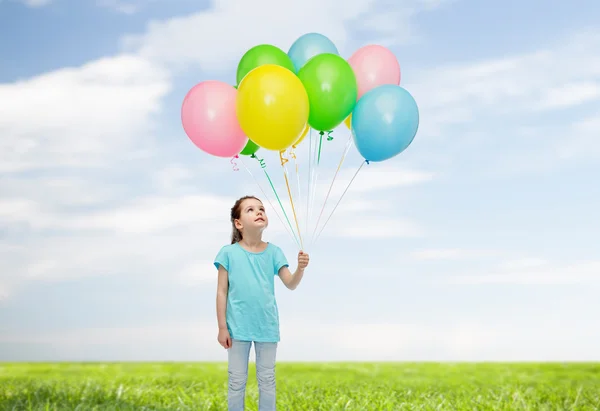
[235,198,268,232]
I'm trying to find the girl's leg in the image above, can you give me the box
[254,342,277,411]
[228,339,252,411]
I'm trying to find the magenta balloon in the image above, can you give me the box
[181,80,247,157]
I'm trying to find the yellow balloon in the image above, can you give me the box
[292,124,309,148]
[343,114,352,130]
[236,64,309,151]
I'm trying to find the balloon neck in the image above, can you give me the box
[230,155,240,172]
[318,130,334,141]
[251,153,267,169]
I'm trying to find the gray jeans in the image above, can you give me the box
[227,339,278,410]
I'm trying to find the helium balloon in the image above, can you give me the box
[181,80,247,158]
[288,32,339,72]
[240,139,259,156]
[236,44,295,85]
[236,64,309,151]
[297,53,357,131]
[351,85,419,162]
[348,45,401,99]
[292,124,309,148]
[344,114,352,130]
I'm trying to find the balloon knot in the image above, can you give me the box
[252,153,266,169]
[365,160,370,165]
[279,150,289,166]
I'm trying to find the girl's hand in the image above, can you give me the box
[218,328,231,349]
[298,251,310,270]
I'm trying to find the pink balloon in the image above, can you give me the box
[348,45,401,99]
[181,80,247,158]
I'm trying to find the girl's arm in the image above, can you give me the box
[216,265,229,330]
[278,251,309,290]
[278,266,305,290]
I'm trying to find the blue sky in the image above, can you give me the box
[1,0,599,362]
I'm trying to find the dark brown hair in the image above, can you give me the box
[230,195,261,244]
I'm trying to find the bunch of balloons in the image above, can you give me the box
[181,32,419,163]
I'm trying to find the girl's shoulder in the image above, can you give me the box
[215,243,237,257]
[266,242,282,251]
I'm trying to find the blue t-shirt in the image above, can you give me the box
[214,242,289,342]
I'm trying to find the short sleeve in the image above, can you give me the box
[272,245,289,276]
[214,246,229,271]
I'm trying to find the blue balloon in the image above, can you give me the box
[288,33,339,72]
[351,85,419,162]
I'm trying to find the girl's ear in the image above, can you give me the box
[234,219,243,230]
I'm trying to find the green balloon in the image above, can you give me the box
[240,139,260,156]
[236,44,296,85]
[297,53,358,132]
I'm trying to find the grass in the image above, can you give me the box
[0,362,599,410]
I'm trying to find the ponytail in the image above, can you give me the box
[231,224,242,244]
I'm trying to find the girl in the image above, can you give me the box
[214,195,309,410]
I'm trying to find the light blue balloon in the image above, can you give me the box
[351,85,419,162]
[288,33,339,72]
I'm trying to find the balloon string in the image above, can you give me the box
[280,150,304,250]
[248,154,300,249]
[313,160,369,245]
[306,128,313,238]
[310,135,353,246]
[305,129,333,251]
[307,129,321,252]
[238,157,297,246]
[230,155,239,171]
[289,144,303,249]
[317,131,324,164]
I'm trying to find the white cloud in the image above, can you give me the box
[443,260,600,285]
[0,54,171,173]
[18,0,51,7]
[0,193,240,290]
[97,0,141,14]
[323,217,423,239]
[0,283,9,302]
[328,162,436,195]
[178,260,218,286]
[498,258,548,270]
[0,156,428,300]
[411,248,500,260]
[411,40,600,117]
[406,28,600,170]
[64,194,231,234]
[121,0,448,71]
[554,110,600,160]
[535,81,600,110]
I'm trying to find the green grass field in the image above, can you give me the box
[1,362,598,410]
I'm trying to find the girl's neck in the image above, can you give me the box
[239,235,265,250]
